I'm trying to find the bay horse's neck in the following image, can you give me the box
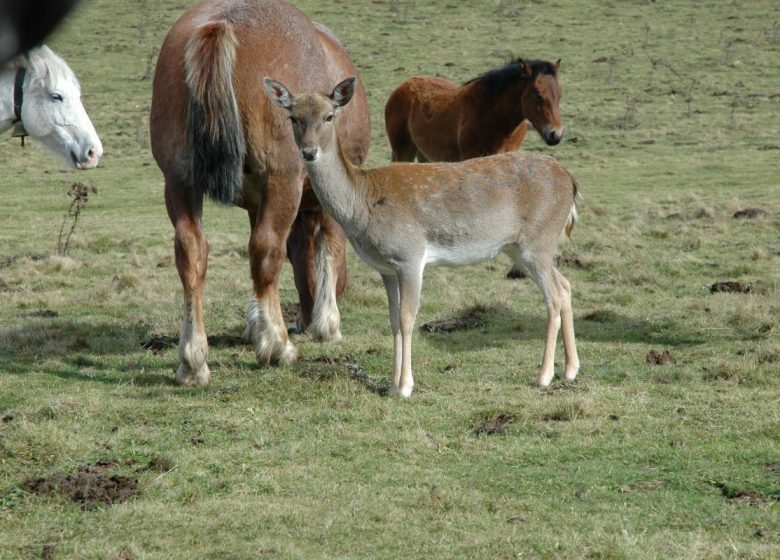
[465,75,529,134]
[304,134,369,234]
[0,69,19,133]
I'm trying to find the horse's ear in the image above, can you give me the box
[518,59,532,77]
[555,59,561,70]
[331,77,356,108]
[263,77,292,110]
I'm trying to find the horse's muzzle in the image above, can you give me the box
[545,130,563,146]
[71,143,103,170]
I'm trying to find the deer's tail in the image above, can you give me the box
[564,172,581,239]
[184,20,245,204]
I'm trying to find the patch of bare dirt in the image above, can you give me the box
[733,207,768,219]
[646,350,676,365]
[714,482,777,506]
[21,461,138,509]
[710,281,754,294]
[473,412,517,435]
[420,305,487,333]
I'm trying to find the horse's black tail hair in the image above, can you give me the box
[184,20,245,205]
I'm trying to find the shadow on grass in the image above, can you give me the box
[0,319,248,386]
[418,305,706,353]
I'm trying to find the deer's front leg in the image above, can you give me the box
[382,274,402,391]
[392,268,423,398]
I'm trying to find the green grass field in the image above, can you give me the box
[1,0,778,558]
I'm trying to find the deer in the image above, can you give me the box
[263,76,581,398]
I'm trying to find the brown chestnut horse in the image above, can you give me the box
[150,0,370,385]
[384,58,562,162]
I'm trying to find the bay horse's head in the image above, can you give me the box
[14,45,103,169]
[515,58,563,146]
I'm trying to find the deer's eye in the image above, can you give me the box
[325,114,334,122]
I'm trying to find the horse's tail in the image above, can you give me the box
[564,172,581,239]
[184,20,245,205]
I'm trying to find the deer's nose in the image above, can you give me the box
[301,147,319,161]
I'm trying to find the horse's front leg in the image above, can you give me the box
[245,173,302,365]
[166,183,210,386]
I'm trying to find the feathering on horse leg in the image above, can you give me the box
[309,229,342,342]
[172,213,211,386]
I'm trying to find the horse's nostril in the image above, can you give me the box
[88,148,94,158]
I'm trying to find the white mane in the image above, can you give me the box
[15,45,80,93]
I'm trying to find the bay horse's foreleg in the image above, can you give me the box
[498,121,529,153]
[384,89,418,162]
[166,188,210,386]
[245,174,302,366]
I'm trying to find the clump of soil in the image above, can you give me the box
[473,412,517,435]
[710,281,754,294]
[21,461,138,509]
[733,208,768,219]
[646,350,676,365]
[420,305,487,333]
[714,482,778,506]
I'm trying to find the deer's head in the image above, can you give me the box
[263,77,356,162]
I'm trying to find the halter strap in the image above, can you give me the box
[13,67,26,121]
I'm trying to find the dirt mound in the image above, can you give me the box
[21,461,138,509]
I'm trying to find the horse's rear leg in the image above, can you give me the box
[287,184,346,341]
[245,174,301,365]
[166,185,210,386]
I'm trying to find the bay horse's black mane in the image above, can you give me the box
[464,58,558,99]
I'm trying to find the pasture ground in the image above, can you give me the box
[1,0,778,558]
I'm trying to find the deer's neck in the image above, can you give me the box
[304,136,368,235]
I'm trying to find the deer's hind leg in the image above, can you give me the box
[505,245,574,387]
[166,181,210,386]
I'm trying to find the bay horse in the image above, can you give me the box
[150,0,370,386]
[384,58,562,162]
[1,45,102,169]
[264,77,579,397]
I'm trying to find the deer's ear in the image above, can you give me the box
[555,59,561,70]
[263,77,292,109]
[331,77,356,108]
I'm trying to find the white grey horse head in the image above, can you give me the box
[17,45,102,169]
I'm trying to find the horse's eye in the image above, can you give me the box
[51,93,64,102]
[325,114,334,122]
